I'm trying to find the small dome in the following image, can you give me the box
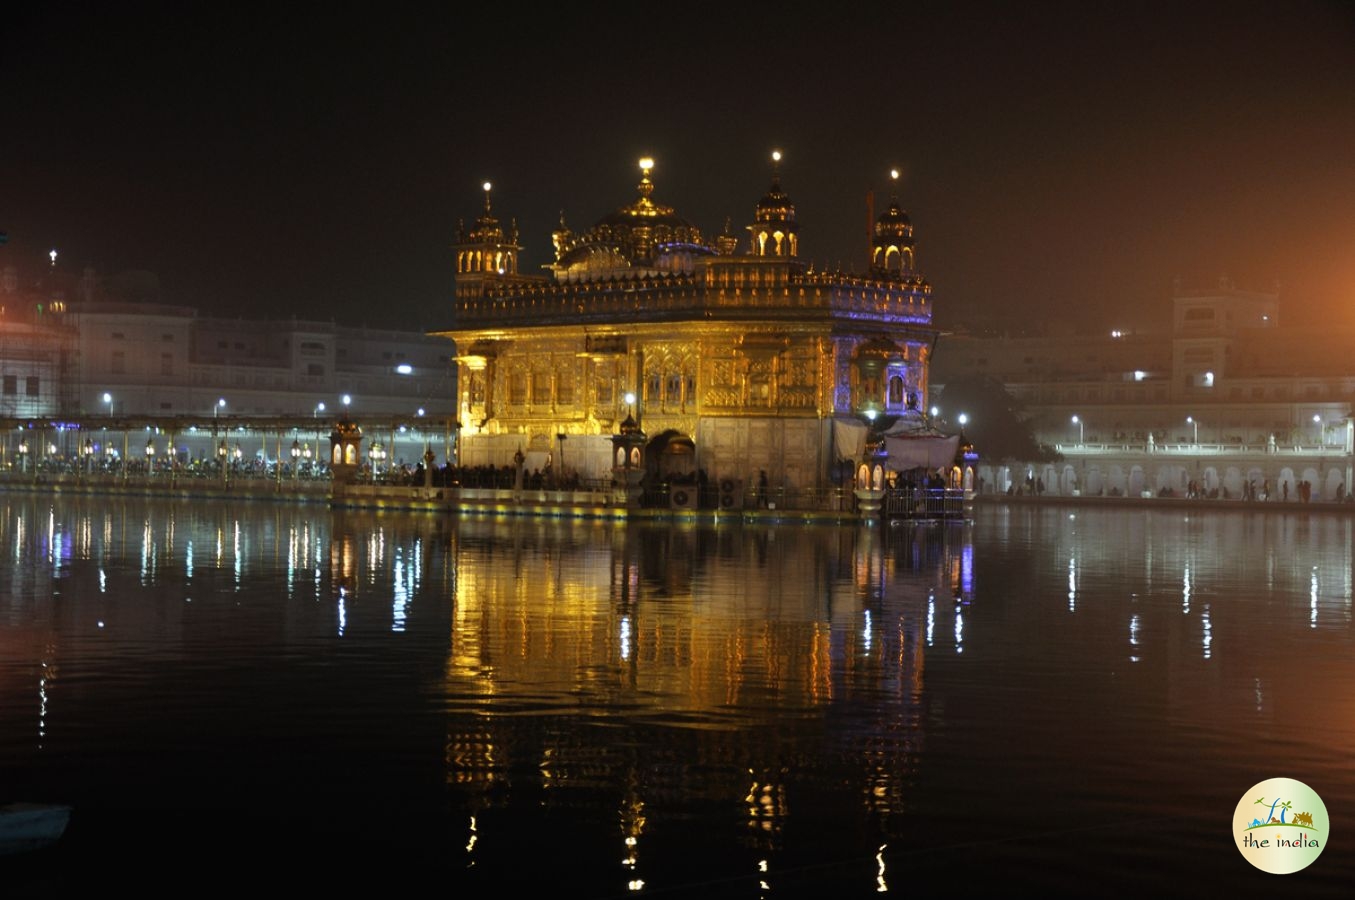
[755,176,795,220]
[875,200,911,233]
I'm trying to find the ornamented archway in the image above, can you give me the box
[645,429,698,485]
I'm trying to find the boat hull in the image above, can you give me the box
[0,804,72,855]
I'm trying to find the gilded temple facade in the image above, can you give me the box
[435,158,940,497]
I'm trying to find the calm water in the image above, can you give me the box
[2,495,1352,895]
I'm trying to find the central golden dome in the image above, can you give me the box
[551,157,716,281]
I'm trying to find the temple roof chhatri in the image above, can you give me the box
[753,151,795,225]
[457,181,518,247]
[870,169,918,277]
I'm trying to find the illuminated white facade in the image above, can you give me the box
[932,281,1355,500]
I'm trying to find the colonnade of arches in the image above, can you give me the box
[976,462,1352,502]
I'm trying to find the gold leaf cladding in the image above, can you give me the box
[786,358,815,386]
[703,389,741,407]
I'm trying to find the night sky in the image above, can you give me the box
[4,1,1353,334]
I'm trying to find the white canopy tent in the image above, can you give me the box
[834,413,961,471]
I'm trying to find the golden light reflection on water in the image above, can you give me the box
[2,498,1355,892]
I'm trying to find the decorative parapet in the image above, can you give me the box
[451,268,932,329]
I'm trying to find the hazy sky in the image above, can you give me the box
[4,1,1353,333]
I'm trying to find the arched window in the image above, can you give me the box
[888,375,904,406]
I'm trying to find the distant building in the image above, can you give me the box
[1,261,455,467]
[932,280,1354,500]
[434,156,946,500]
[0,264,74,417]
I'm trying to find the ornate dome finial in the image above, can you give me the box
[637,157,655,201]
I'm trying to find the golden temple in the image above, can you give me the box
[434,155,940,504]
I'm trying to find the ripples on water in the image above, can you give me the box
[1,496,1352,895]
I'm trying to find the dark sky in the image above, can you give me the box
[4,1,1354,334]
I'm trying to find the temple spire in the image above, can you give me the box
[748,149,799,259]
[870,166,916,277]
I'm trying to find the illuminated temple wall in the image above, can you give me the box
[449,319,933,489]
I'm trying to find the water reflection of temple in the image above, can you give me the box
[440,521,967,884]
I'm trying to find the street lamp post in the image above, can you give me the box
[1312,414,1323,446]
[1187,416,1198,445]
[103,392,113,417]
[368,440,385,480]
[291,439,301,481]
[1072,414,1084,445]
